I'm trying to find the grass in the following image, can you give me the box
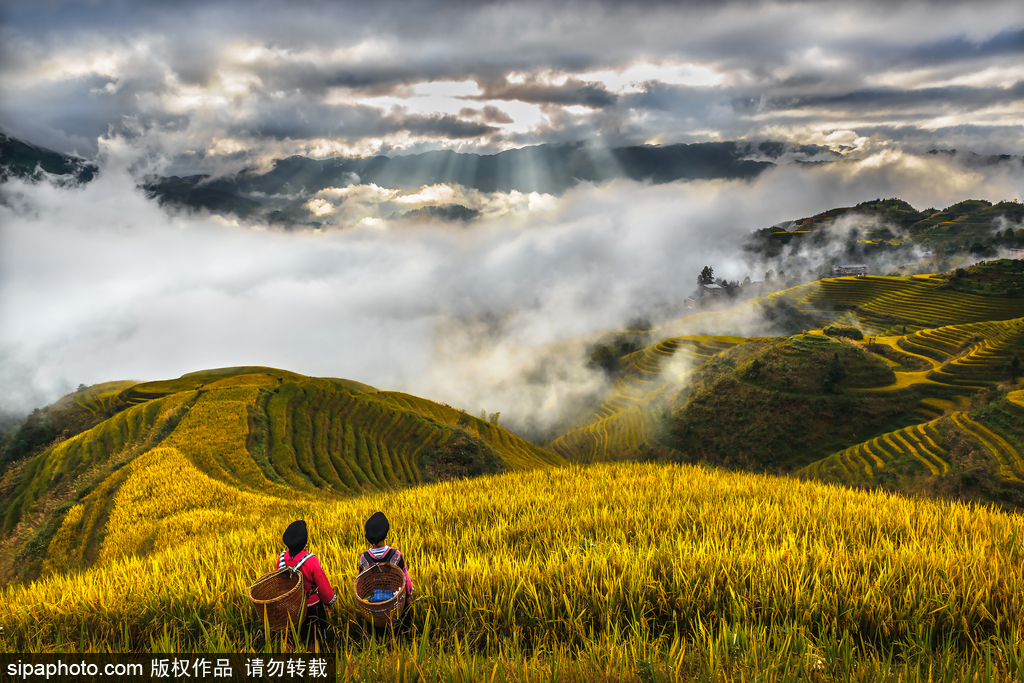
[2,461,1023,681]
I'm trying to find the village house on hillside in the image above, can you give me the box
[701,283,726,297]
[833,264,868,277]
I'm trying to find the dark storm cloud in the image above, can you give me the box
[618,83,728,115]
[459,106,515,124]
[475,78,619,108]
[846,125,1024,156]
[228,102,497,141]
[403,115,498,138]
[771,81,1024,113]
[903,27,1024,65]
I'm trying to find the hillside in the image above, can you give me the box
[0,367,564,583]
[666,334,917,472]
[0,131,97,183]
[744,198,1024,275]
[546,274,1024,513]
[2,275,1024,678]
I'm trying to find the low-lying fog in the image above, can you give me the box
[2,139,1022,440]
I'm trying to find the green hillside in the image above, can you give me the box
[797,272,1024,335]
[666,334,924,471]
[745,198,1024,269]
[0,367,565,583]
[545,275,1024,513]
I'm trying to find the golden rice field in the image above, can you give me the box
[798,314,1024,492]
[2,459,1023,682]
[803,275,1024,335]
[547,274,1023,497]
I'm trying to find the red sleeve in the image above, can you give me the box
[308,557,336,606]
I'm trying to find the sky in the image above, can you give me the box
[1,0,1023,432]
[1,0,1022,170]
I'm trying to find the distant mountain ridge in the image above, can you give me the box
[0,132,97,183]
[144,140,820,226]
[0,131,837,224]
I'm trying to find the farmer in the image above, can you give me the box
[358,511,414,631]
[277,519,336,646]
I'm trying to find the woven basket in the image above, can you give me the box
[249,568,306,633]
[353,563,407,628]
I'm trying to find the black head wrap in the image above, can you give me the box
[283,519,307,555]
[365,511,389,544]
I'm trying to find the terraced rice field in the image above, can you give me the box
[1,369,565,575]
[800,418,951,483]
[73,380,138,414]
[803,276,1024,334]
[1,389,199,536]
[548,336,745,462]
[380,392,564,470]
[950,412,1024,483]
[800,399,1024,494]
[733,275,1024,492]
[848,316,1021,413]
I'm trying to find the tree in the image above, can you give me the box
[488,412,501,426]
[697,266,714,286]
[764,269,774,282]
[824,352,847,393]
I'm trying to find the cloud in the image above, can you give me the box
[2,0,1022,164]
[770,81,1024,113]
[459,106,515,124]
[303,181,557,226]
[475,77,619,108]
[2,137,1022,438]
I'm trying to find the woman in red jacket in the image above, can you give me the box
[277,519,336,646]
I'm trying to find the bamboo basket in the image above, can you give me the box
[249,568,306,632]
[353,563,407,628]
